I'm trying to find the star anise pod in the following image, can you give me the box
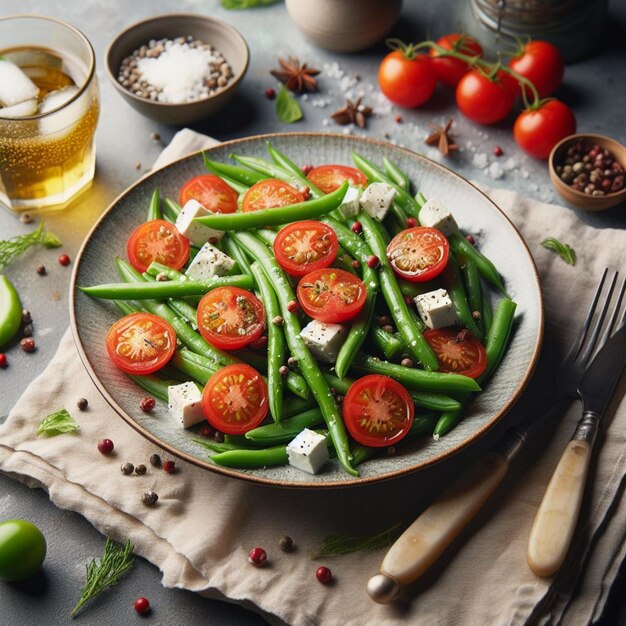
[425,119,459,156]
[331,97,373,129]
[270,56,319,93]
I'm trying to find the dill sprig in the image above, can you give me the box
[70,539,135,618]
[0,222,62,270]
[311,523,402,559]
[36,409,80,437]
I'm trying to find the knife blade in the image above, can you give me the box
[527,323,626,577]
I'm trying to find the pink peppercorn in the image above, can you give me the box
[58,253,71,266]
[139,396,156,413]
[248,547,267,566]
[316,566,333,584]
[97,439,114,455]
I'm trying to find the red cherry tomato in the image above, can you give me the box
[424,328,487,379]
[106,313,176,375]
[273,220,339,277]
[201,364,268,435]
[342,375,414,447]
[514,100,576,159]
[178,174,238,213]
[196,287,266,350]
[297,268,367,323]
[307,165,368,193]
[429,34,483,87]
[242,179,304,212]
[126,219,190,273]
[386,227,449,283]
[456,70,517,124]
[508,41,564,99]
[378,50,436,108]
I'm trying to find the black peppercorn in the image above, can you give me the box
[149,453,162,468]
[141,491,158,506]
[121,463,134,475]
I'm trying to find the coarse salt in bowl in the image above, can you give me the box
[105,14,249,125]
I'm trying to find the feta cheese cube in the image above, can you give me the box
[414,288,457,329]
[185,242,235,282]
[418,198,459,236]
[287,429,329,474]
[175,199,224,245]
[338,185,362,219]
[167,381,204,429]
[359,183,397,220]
[300,320,347,363]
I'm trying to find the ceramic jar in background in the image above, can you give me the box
[285,0,403,53]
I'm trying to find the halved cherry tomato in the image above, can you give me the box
[106,313,176,375]
[126,219,190,273]
[273,220,339,277]
[201,364,268,434]
[343,375,414,447]
[508,40,564,99]
[456,70,517,125]
[386,227,449,283]
[429,34,483,87]
[424,328,487,379]
[241,179,305,212]
[196,286,266,350]
[178,174,238,213]
[297,268,367,323]
[307,165,368,193]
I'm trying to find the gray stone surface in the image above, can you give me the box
[1,0,625,624]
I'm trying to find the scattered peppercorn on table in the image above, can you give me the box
[1,0,625,625]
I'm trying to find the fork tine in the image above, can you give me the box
[600,275,626,343]
[578,270,618,366]
[563,267,608,364]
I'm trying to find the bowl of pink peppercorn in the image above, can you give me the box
[105,13,249,125]
[549,133,626,211]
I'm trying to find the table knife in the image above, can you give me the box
[527,324,626,577]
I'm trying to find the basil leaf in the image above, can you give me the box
[275,86,303,124]
[541,237,576,266]
[36,408,80,437]
[220,0,277,9]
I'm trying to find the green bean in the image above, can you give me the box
[223,236,254,278]
[352,152,421,219]
[162,198,183,221]
[232,231,358,477]
[216,172,249,195]
[449,232,507,295]
[266,142,324,198]
[210,445,289,468]
[113,299,141,316]
[245,408,323,445]
[359,213,439,371]
[382,157,410,191]
[250,262,286,421]
[80,274,253,300]
[283,396,316,417]
[146,188,161,221]
[194,182,349,231]
[126,374,174,403]
[397,279,432,300]
[482,291,493,336]
[233,348,268,373]
[255,229,277,247]
[352,354,480,392]
[167,298,198,327]
[170,350,211,385]
[443,254,483,340]
[203,153,266,187]
[323,217,379,378]
[351,444,377,467]
[460,255,483,335]
[370,326,405,360]
[231,153,307,191]
[115,259,241,370]
[193,438,251,453]
[433,409,462,438]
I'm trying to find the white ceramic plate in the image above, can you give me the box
[71,133,543,488]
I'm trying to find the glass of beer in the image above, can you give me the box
[0,15,100,212]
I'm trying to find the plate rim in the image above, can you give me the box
[70,132,544,489]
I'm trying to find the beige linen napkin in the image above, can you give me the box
[1,130,625,626]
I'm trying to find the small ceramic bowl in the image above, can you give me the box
[285,0,402,53]
[549,133,626,211]
[105,13,249,125]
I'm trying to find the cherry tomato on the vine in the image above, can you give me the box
[378,49,436,108]
[456,69,517,125]
[508,40,564,99]
[514,100,576,159]
[429,34,483,87]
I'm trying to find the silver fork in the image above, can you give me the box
[367,268,625,604]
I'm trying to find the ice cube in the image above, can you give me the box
[0,98,38,119]
[39,86,80,114]
[38,86,86,136]
[0,59,40,107]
